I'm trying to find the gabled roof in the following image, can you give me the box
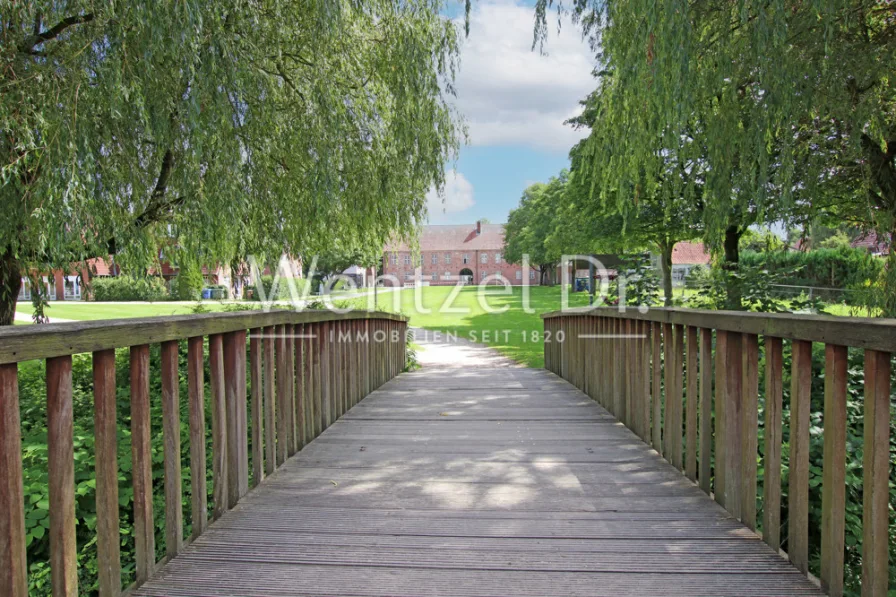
[851,231,890,254]
[385,223,506,252]
[672,241,711,265]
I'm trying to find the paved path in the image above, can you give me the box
[134,333,823,596]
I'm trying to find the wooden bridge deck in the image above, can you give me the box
[134,363,823,596]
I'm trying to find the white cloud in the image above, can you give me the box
[426,171,475,222]
[453,0,596,152]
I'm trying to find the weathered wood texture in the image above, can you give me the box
[1,311,407,597]
[544,312,894,596]
[133,360,823,597]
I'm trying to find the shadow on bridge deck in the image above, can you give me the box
[134,335,823,597]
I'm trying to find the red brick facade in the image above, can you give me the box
[382,222,540,286]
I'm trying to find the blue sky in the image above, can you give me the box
[425,0,597,225]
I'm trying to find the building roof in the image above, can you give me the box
[851,231,890,255]
[672,241,711,265]
[385,223,506,252]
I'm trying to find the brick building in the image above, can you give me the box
[382,221,539,286]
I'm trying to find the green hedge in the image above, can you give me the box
[90,276,168,301]
[740,248,883,291]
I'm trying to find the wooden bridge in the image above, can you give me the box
[0,308,892,596]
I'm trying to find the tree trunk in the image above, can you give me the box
[658,242,674,306]
[722,225,742,310]
[0,249,22,326]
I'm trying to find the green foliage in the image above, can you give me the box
[1,0,462,322]
[686,262,827,313]
[504,174,564,279]
[91,276,169,302]
[404,329,420,372]
[173,263,204,301]
[608,253,661,308]
[18,345,221,594]
[740,248,884,295]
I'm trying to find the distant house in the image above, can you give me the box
[850,231,891,256]
[670,241,711,285]
[382,221,539,286]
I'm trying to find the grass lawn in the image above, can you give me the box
[14,301,235,322]
[362,285,593,368]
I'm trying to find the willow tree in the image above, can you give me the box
[0,0,464,324]
[536,0,896,314]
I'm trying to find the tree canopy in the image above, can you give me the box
[535,0,896,312]
[1,0,464,323]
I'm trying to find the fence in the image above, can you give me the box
[0,310,408,596]
[543,307,894,596]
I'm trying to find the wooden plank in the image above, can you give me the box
[820,344,847,597]
[651,321,662,454]
[304,325,315,442]
[295,324,306,449]
[788,339,812,574]
[47,356,77,597]
[250,330,263,486]
[161,341,184,557]
[320,321,331,431]
[698,328,712,496]
[93,350,121,596]
[741,333,759,530]
[286,328,297,456]
[130,345,155,586]
[714,330,727,508]
[227,330,249,499]
[861,349,890,596]
[613,318,625,420]
[685,326,698,482]
[0,310,408,365]
[762,336,783,551]
[724,332,744,520]
[130,353,825,597]
[0,363,27,597]
[209,334,229,517]
[276,325,290,467]
[640,321,651,442]
[187,336,207,539]
[540,306,896,355]
[311,322,322,438]
[263,326,276,475]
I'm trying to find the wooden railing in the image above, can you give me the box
[0,310,408,597]
[542,307,894,597]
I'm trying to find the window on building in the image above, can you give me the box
[530,270,536,280]
[463,253,469,264]
[445,253,451,264]
[516,270,522,280]
[480,253,488,264]
[495,253,502,263]
[389,253,397,265]
[431,254,438,265]
[404,254,411,265]
[404,272,412,280]
[431,273,437,280]
[481,271,487,279]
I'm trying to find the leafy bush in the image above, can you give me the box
[172,263,204,301]
[686,262,827,313]
[90,276,168,302]
[684,264,710,289]
[740,248,883,293]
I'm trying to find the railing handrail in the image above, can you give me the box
[0,309,407,365]
[541,306,896,353]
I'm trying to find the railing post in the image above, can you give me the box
[295,323,306,449]
[209,334,228,517]
[275,325,290,467]
[263,326,276,475]
[92,350,120,596]
[861,349,890,596]
[187,336,208,539]
[741,333,759,530]
[47,355,76,597]
[651,321,662,453]
[0,363,27,597]
[286,326,297,456]
[250,330,263,486]
[130,345,155,586]
[225,330,248,502]
[320,321,331,431]
[789,339,812,574]
[762,336,783,550]
[698,328,713,496]
[161,341,184,557]
[685,326,698,481]
[820,343,847,596]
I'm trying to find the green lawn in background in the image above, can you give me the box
[366,285,592,368]
[14,301,233,322]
